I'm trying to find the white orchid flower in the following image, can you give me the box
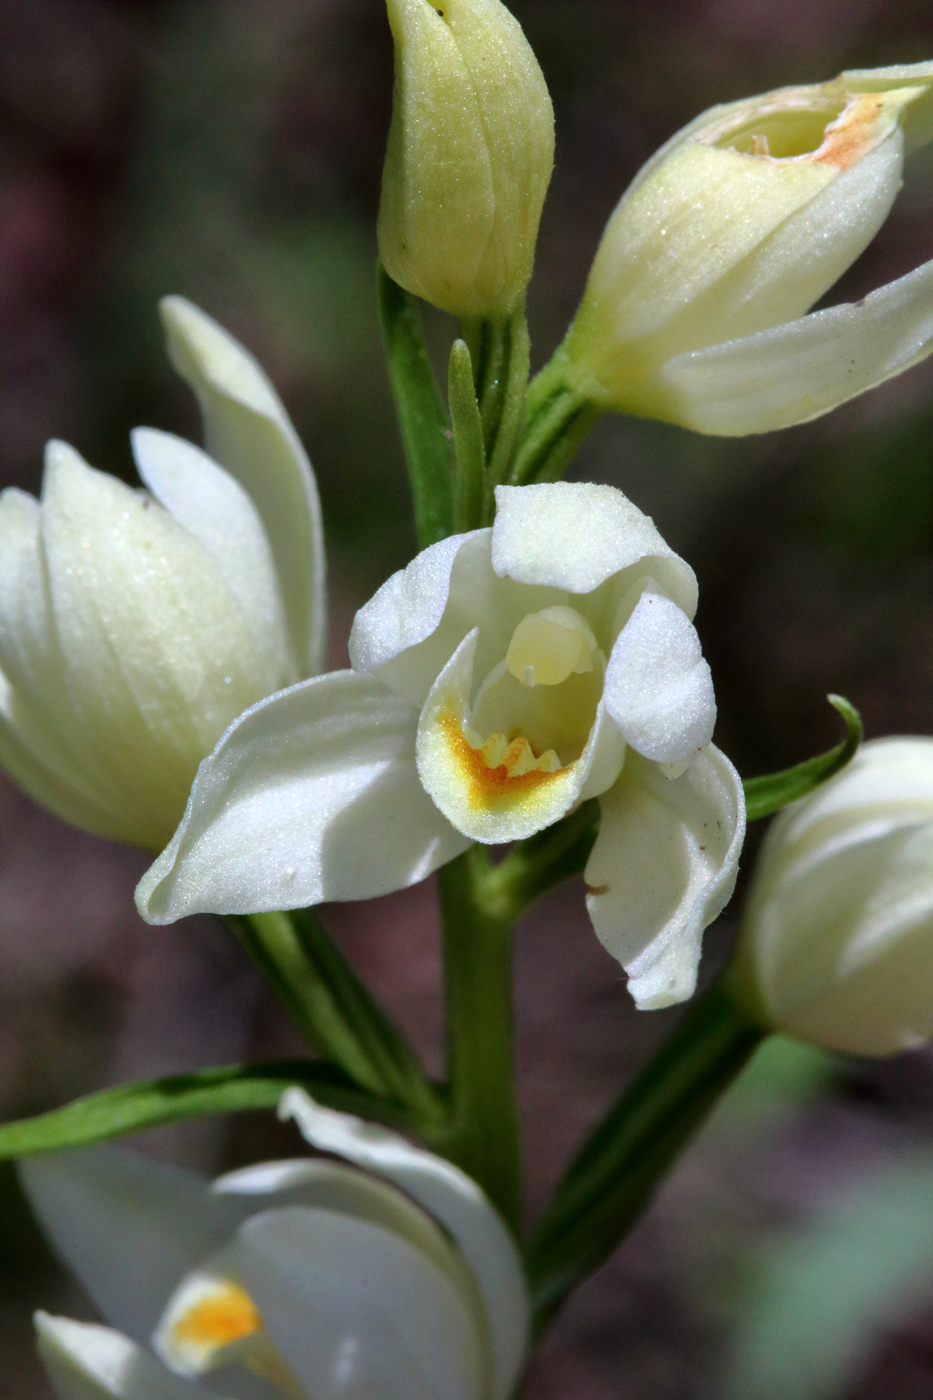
[25,1090,529,1400]
[137,482,744,1009]
[733,736,933,1057]
[0,298,324,850]
[561,61,933,434]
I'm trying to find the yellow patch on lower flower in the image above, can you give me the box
[440,710,566,810]
[172,1282,263,1350]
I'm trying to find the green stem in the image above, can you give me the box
[477,800,601,922]
[438,847,522,1231]
[227,911,441,1123]
[525,975,765,1330]
[510,349,602,486]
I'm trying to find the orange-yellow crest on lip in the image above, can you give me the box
[171,1281,263,1350]
[439,710,567,812]
[814,93,887,171]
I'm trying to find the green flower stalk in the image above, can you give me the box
[378,0,554,318]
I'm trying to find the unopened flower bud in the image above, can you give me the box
[560,63,933,435]
[732,737,933,1056]
[378,0,554,317]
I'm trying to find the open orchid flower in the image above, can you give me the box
[0,297,324,850]
[137,482,744,1008]
[25,1089,529,1400]
[560,61,933,434]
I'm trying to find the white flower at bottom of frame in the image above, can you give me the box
[25,1090,529,1400]
[136,481,746,1009]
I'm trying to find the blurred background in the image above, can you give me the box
[3,0,933,1394]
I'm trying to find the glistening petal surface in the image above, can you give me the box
[491,483,698,616]
[40,442,270,849]
[657,256,933,435]
[603,582,715,766]
[586,746,745,1008]
[36,1315,214,1400]
[136,671,471,923]
[281,1090,529,1400]
[160,296,325,674]
[131,428,294,687]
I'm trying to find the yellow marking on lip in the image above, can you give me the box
[172,1282,262,1350]
[440,710,567,811]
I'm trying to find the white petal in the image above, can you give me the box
[131,428,295,687]
[233,1207,485,1400]
[586,746,746,1009]
[40,441,271,850]
[603,581,715,766]
[416,630,607,843]
[136,671,470,924]
[0,685,126,837]
[35,1315,211,1400]
[491,482,698,617]
[743,821,933,1056]
[697,130,902,341]
[160,296,325,676]
[657,256,933,435]
[20,1148,246,1345]
[214,1159,488,1325]
[349,531,513,706]
[0,488,130,828]
[280,1090,530,1400]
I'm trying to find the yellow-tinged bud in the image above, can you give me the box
[558,63,933,435]
[732,738,933,1057]
[378,0,554,318]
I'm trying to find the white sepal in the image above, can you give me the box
[136,671,470,923]
[20,1149,247,1347]
[160,296,326,675]
[35,1314,212,1400]
[234,1206,485,1400]
[280,1090,530,1400]
[658,252,933,436]
[587,745,746,1008]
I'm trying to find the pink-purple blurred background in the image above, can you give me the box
[4,0,933,1394]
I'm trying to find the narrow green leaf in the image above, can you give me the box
[448,338,488,531]
[743,694,863,822]
[377,263,453,546]
[0,1061,413,1160]
[486,304,530,486]
[229,911,442,1124]
[525,978,763,1331]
